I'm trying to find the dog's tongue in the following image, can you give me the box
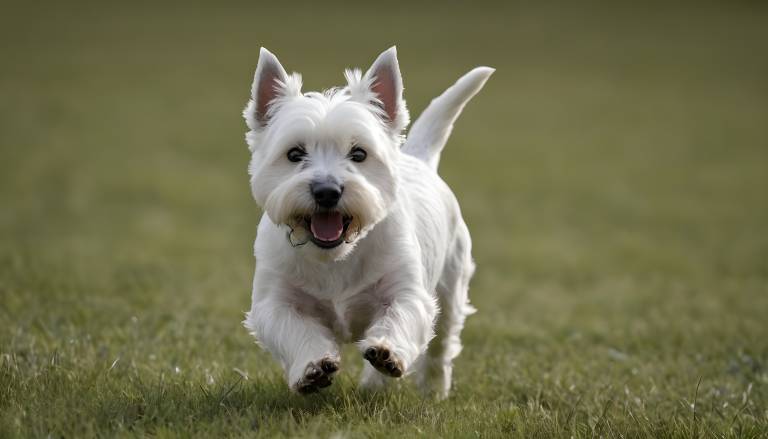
[310,211,344,242]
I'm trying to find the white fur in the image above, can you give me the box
[242,46,493,398]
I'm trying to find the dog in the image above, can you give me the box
[242,47,493,398]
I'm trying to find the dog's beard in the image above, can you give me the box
[265,175,389,249]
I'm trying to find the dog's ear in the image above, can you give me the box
[245,48,300,130]
[351,46,410,134]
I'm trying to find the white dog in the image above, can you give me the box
[242,47,492,398]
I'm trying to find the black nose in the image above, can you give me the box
[311,182,343,208]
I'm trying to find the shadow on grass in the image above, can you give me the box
[89,371,434,435]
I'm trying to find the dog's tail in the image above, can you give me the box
[402,67,494,171]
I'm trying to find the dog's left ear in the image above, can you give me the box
[350,47,410,134]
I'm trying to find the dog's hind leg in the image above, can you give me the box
[416,226,476,399]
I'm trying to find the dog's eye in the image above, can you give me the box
[349,146,367,163]
[286,146,306,163]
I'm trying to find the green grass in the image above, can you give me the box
[1,1,767,437]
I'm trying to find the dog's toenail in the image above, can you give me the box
[306,366,321,380]
[317,376,333,388]
[321,360,338,373]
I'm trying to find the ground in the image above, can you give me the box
[1,1,767,437]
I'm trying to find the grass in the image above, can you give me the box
[1,1,767,437]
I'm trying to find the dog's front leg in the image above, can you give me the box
[358,270,438,381]
[244,273,340,394]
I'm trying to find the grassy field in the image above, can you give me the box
[1,1,767,437]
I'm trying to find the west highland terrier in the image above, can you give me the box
[242,47,493,398]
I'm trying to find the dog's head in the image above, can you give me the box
[243,47,409,260]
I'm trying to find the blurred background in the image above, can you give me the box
[1,0,767,436]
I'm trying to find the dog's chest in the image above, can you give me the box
[289,272,384,342]
[289,250,390,341]
[288,230,391,298]
[292,255,374,301]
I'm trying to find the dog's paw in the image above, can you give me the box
[294,357,340,394]
[363,345,404,378]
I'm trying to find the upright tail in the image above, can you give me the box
[402,67,494,171]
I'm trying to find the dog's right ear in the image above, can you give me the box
[244,48,299,130]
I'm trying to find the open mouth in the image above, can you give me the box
[303,211,353,249]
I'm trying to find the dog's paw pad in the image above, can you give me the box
[295,357,340,394]
[320,358,339,374]
[363,346,403,378]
